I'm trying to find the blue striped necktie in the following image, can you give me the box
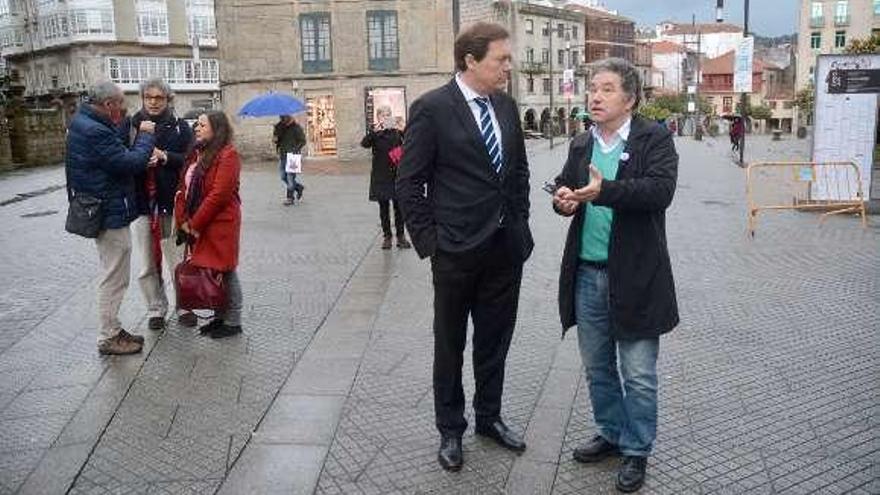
[474,97,503,173]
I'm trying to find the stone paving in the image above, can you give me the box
[0,133,877,494]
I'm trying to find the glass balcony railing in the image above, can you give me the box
[810,16,824,28]
[834,15,850,26]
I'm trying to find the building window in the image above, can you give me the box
[525,19,533,34]
[186,0,216,46]
[136,0,169,43]
[301,13,332,73]
[811,32,821,49]
[106,56,219,87]
[571,50,579,67]
[835,30,846,48]
[835,1,849,24]
[572,26,578,39]
[557,23,564,38]
[875,0,880,15]
[542,77,550,94]
[541,23,549,36]
[527,76,534,93]
[810,1,823,26]
[525,48,534,62]
[558,49,564,65]
[769,101,777,109]
[541,49,549,63]
[367,11,398,71]
[574,79,579,94]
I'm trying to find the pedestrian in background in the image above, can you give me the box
[66,81,156,355]
[175,111,244,339]
[552,58,678,493]
[397,22,533,472]
[273,115,306,205]
[124,78,196,331]
[361,105,411,250]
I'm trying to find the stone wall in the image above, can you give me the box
[0,115,12,171]
[7,108,66,168]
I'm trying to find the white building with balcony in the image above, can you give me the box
[0,0,219,114]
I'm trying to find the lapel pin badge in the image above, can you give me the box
[620,152,630,162]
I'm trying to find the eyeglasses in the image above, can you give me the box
[144,95,167,102]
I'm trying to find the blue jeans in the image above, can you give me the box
[575,263,659,457]
[278,156,301,199]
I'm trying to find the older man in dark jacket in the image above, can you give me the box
[552,58,678,493]
[66,81,156,355]
[123,78,195,331]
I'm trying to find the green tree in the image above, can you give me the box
[647,93,712,116]
[638,102,672,121]
[749,104,773,121]
[794,84,814,124]
[845,33,880,54]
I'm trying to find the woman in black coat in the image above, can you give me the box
[361,106,411,250]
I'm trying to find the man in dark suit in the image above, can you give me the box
[396,22,533,472]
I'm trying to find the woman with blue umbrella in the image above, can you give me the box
[238,93,307,205]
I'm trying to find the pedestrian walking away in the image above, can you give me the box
[361,105,411,250]
[397,22,533,473]
[123,78,196,331]
[551,57,679,493]
[65,81,156,355]
[175,111,245,339]
[273,115,306,205]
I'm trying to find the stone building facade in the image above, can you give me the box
[217,0,454,160]
[0,0,220,117]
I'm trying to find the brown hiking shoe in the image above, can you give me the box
[177,311,198,328]
[118,329,144,344]
[148,317,165,330]
[381,235,393,250]
[98,332,143,355]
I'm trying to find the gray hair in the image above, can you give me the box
[139,78,174,101]
[590,57,643,109]
[87,81,122,105]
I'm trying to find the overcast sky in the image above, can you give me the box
[601,0,798,36]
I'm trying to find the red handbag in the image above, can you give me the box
[387,145,403,168]
[174,251,227,311]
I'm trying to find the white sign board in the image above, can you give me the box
[563,69,574,84]
[734,37,754,94]
[812,54,879,201]
[687,101,696,113]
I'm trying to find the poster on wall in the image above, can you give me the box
[813,54,880,201]
[364,87,407,132]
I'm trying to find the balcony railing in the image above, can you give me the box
[520,61,547,74]
[810,16,824,28]
[834,14,850,26]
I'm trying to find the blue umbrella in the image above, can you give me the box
[238,92,306,118]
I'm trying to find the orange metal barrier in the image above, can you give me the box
[746,161,868,236]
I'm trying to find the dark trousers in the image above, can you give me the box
[379,199,404,237]
[430,229,524,438]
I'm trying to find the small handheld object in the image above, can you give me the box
[542,181,559,195]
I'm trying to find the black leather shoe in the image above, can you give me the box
[209,324,242,339]
[148,317,165,330]
[437,436,463,471]
[199,318,223,335]
[573,434,620,463]
[616,455,647,493]
[475,420,526,453]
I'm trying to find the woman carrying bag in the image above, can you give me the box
[174,111,244,339]
[361,105,411,250]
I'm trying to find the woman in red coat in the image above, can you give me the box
[175,111,243,338]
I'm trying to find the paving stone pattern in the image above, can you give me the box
[0,164,382,494]
[315,135,879,494]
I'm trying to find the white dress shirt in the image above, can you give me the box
[591,116,632,154]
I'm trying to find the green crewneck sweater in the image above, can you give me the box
[579,140,623,262]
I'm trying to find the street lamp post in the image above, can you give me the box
[739,0,750,167]
[548,21,555,149]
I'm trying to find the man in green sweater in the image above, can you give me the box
[552,58,679,493]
